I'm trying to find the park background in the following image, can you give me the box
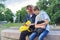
[0,0,60,40]
[0,0,60,30]
[0,0,60,34]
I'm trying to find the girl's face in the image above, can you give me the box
[26,9,30,13]
[26,7,33,14]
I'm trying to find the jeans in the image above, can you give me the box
[29,30,49,40]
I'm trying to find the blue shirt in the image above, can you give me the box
[24,14,36,23]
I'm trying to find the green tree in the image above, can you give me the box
[0,13,5,21]
[15,10,21,23]
[37,0,60,24]
[16,7,27,23]
[0,4,5,13]
[4,8,14,22]
[0,3,14,22]
[0,4,5,21]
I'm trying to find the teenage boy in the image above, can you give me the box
[29,6,50,40]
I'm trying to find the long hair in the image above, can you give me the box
[26,5,33,14]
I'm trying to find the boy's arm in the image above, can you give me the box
[38,19,49,26]
[35,19,49,28]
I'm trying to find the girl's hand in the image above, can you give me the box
[30,23,35,25]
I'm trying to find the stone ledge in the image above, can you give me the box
[1,29,60,40]
[1,29,20,39]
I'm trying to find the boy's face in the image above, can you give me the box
[33,10,39,15]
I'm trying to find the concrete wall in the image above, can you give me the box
[1,29,60,40]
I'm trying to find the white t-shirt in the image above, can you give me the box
[35,10,50,31]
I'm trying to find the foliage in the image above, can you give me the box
[0,4,5,13]
[37,0,60,24]
[4,8,14,22]
[0,4,5,21]
[16,7,27,23]
[0,4,14,22]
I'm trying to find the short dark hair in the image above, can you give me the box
[34,6,40,11]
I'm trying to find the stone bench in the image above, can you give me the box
[1,28,60,40]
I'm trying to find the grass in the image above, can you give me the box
[0,23,23,32]
[0,23,60,31]
[2,23,22,28]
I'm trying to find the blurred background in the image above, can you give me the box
[0,0,60,40]
[0,0,60,31]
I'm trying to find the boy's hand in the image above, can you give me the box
[35,24,46,28]
[35,19,49,28]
